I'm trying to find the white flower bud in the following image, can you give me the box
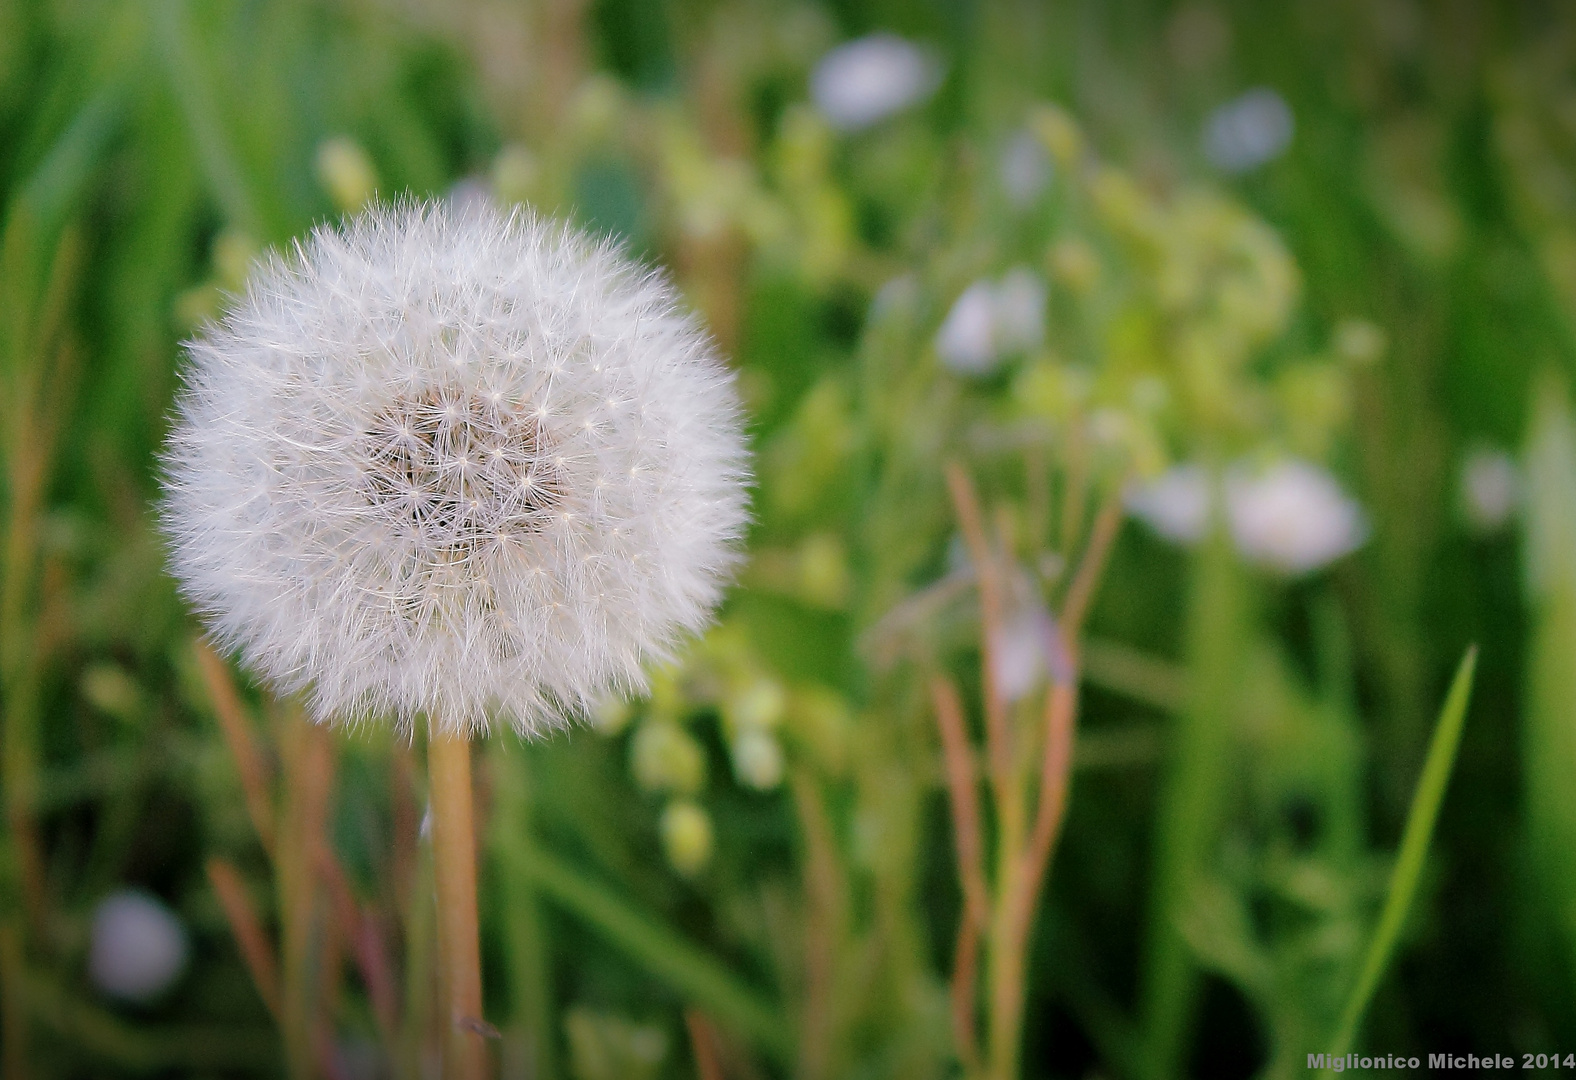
[660,801,714,876]
[731,729,784,790]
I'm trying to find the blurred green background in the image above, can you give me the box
[2,0,1575,1077]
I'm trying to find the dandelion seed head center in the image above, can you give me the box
[361,386,563,552]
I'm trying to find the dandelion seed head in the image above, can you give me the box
[161,201,750,737]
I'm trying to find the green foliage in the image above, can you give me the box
[0,1,1567,1078]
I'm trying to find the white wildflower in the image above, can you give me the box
[1203,88,1294,174]
[1000,129,1052,208]
[1225,459,1366,573]
[810,33,942,132]
[1126,464,1211,543]
[731,729,785,790]
[161,202,750,737]
[936,268,1047,375]
[935,281,998,374]
[89,891,189,1003]
[1460,448,1521,533]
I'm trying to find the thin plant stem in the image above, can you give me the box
[428,731,489,1080]
[931,676,986,1074]
[207,858,281,1020]
[1321,647,1477,1073]
[791,767,846,1080]
[488,743,556,1080]
[194,642,276,854]
[686,1009,728,1080]
[946,463,1011,793]
[276,708,334,1080]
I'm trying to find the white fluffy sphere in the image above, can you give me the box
[162,202,749,736]
[89,891,189,1003]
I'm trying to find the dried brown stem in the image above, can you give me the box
[207,858,280,1020]
[429,732,489,1080]
[791,768,845,1080]
[194,642,276,854]
[1060,489,1125,641]
[320,847,400,1048]
[945,463,1010,789]
[930,675,988,1071]
[686,1008,728,1080]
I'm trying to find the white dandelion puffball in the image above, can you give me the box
[89,891,189,1003]
[161,202,750,736]
[1225,459,1366,574]
[810,33,942,132]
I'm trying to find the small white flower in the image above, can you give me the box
[936,281,998,374]
[161,202,750,737]
[1000,129,1052,208]
[994,268,1047,355]
[810,33,942,132]
[1225,459,1366,573]
[89,891,189,1003]
[935,268,1047,375]
[1203,88,1294,174]
[1459,448,1521,533]
[1126,464,1211,543]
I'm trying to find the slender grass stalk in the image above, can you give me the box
[1140,525,1246,1080]
[489,743,557,1080]
[206,858,281,1020]
[276,707,335,1080]
[1321,646,1477,1072]
[509,840,793,1061]
[428,732,489,1080]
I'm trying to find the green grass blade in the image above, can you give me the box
[1323,645,1478,1067]
[510,842,793,1062]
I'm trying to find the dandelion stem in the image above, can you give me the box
[429,731,489,1080]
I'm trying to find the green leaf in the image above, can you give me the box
[1322,645,1477,1069]
[506,842,793,1063]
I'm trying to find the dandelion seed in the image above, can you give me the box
[810,33,942,132]
[160,201,750,738]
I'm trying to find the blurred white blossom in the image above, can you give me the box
[1128,459,1366,573]
[1225,459,1366,573]
[1126,464,1211,543]
[936,268,1047,375]
[1203,88,1294,174]
[810,34,942,131]
[1460,448,1521,533]
[731,729,785,789]
[89,891,189,1003]
[1000,129,1052,208]
[661,801,714,876]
